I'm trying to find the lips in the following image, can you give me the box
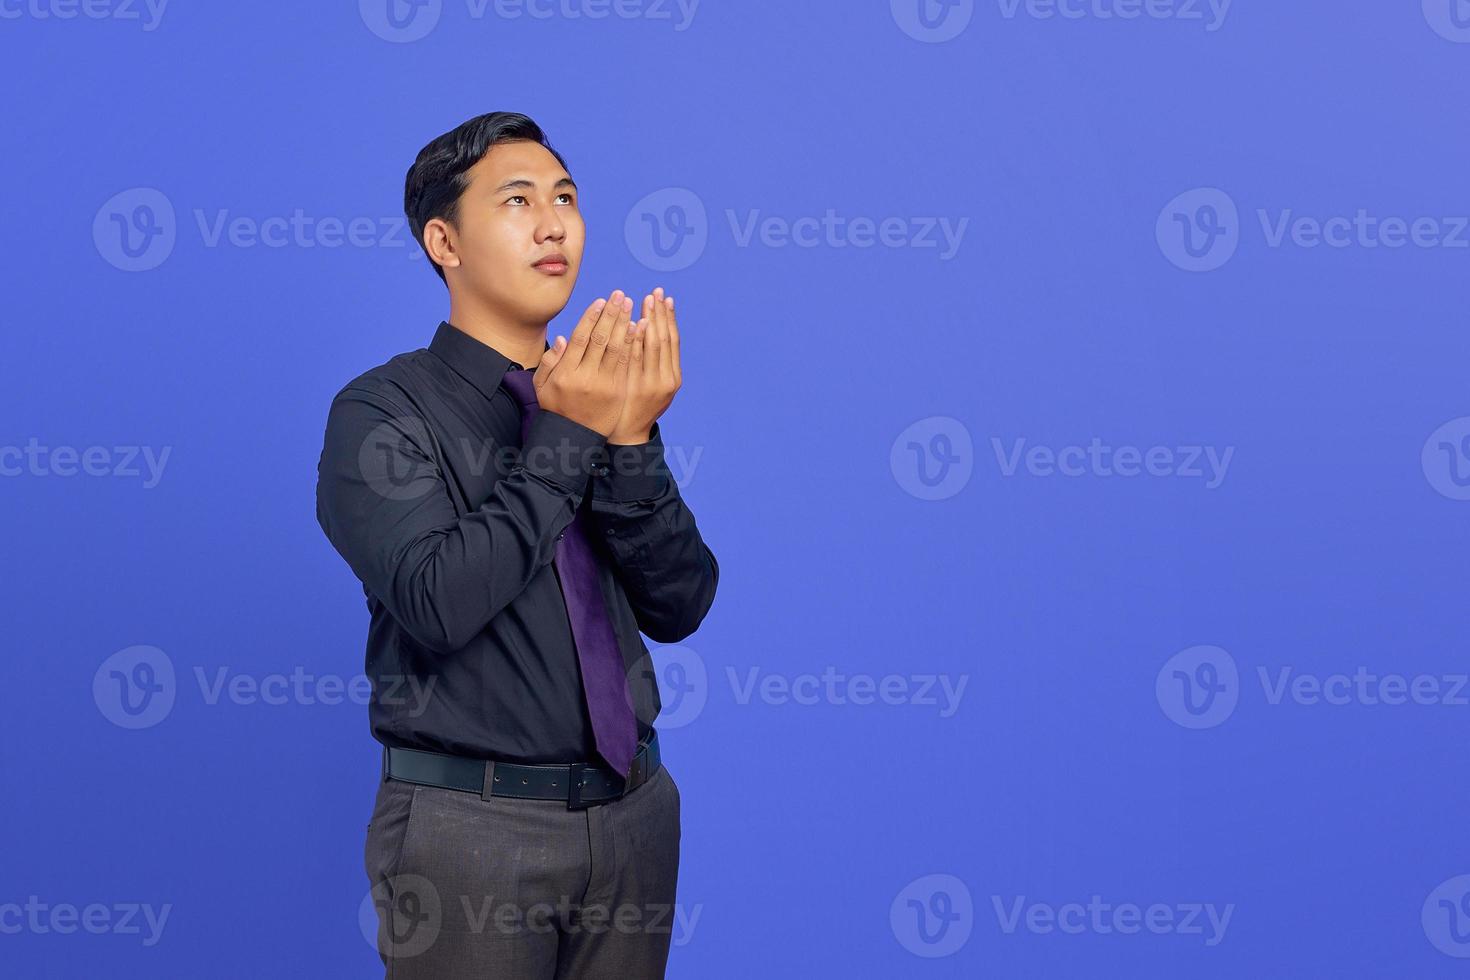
[532,253,568,271]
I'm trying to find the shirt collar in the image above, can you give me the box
[428,320,550,403]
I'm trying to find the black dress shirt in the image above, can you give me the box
[315,321,719,764]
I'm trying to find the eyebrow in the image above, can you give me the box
[491,176,578,195]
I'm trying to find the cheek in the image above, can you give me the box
[462,219,524,270]
[563,218,587,261]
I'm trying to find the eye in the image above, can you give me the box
[557,193,575,205]
[508,195,527,205]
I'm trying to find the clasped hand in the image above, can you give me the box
[531,287,682,444]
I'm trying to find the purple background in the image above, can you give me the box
[2,0,1468,976]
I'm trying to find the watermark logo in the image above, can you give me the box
[625,188,707,272]
[890,0,975,43]
[359,877,700,957]
[1424,0,1470,43]
[727,667,968,716]
[993,895,1234,945]
[1424,875,1470,957]
[1258,667,1469,707]
[93,645,176,730]
[1158,652,1466,725]
[1157,188,1238,272]
[891,874,973,957]
[992,437,1233,488]
[626,188,967,269]
[358,417,440,501]
[93,188,176,273]
[360,874,442,960]
[94,188,418,271]
[634,644,708,729]
[1156,645,1238,729]
[726,209,967,260]
[360,0,696,40]
[0,898,172,947]
[891,416,974,500]
[1161,189,1470,271]
[1423,417,1470,501]
[0,0,168,30]
[359,0,442,42]
[0,440,171,487]
[996,0,1231,30]
[93,646,438,729]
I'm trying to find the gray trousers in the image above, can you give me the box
[364,761,681,978]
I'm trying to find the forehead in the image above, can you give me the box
[463,140,568,194]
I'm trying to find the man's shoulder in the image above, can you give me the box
[329,346,444,412]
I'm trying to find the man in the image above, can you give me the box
[315,111,719,978]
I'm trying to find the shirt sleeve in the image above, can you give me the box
[315,382,607,654]
[584,421,720,643]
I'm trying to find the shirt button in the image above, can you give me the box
[605,528,616,536]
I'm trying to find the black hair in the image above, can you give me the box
[403,111,571,284]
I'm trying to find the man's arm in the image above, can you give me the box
[315,382,606,654]
[584,421,719,643]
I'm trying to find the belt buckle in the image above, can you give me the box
[566,762,630,810]
[566,762,594,810]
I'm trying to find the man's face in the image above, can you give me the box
[436,140,584,323]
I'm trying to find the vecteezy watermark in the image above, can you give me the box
[358,0,700,43]
[0,897,172,947]
[1156,645,1239,729]
[623,187,968,271]
[1422,416,1470,501]
[1424,874,1470,957]
[891,416,974,501]
[995,0,1230,30]
[992,437,1234,489]
[1156,188,1239,272]
[93,188,420,272]
[890,0,1230,43]
[355,416,703,501]
[891,874,974,957]
[626,644,708,730]
[623,647,967,728]
[0,440,171,488]
[1158,187,1470,272]
[1423,0,1470,43]
[0,0,168,30]
[992,895,1234,946]
[359,875,703,960]
[727,667,969,717]
[1258,667,1470,708]
[1157,646,1470,729]
[92,645,438,729]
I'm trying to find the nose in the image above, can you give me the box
[535,206,565,243]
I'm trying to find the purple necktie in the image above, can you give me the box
[501,368,638,780]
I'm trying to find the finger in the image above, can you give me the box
[642,289,664,376]
[628,306,649,381]
[584,289,625,370]
[653,286,672,379]
[630,295,654,382]
[598,293,634,375]
[665,293,681,387]
[532,335,567,394]
[562,296,609,370]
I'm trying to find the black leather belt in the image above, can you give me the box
[383,729,661,810]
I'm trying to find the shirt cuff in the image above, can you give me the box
[520,410,609,495]
[593,421,671,502]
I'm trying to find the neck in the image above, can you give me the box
[446,291,547,368]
